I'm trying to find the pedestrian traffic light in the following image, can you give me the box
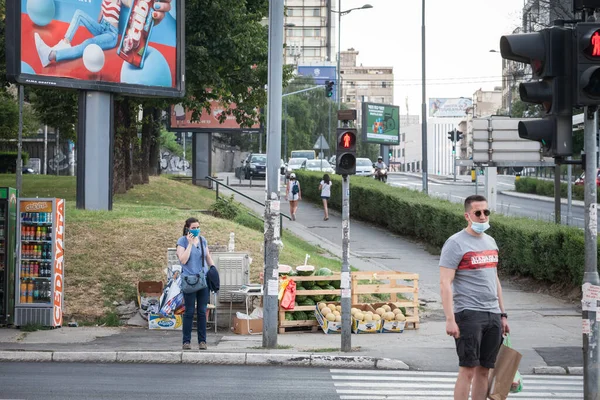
[325,80,335,98]
[336,128,357,175]
[500,26,573,157]
[575,23,600,105]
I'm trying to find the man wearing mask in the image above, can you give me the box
[439,195,509,400]
[375,156,386,170]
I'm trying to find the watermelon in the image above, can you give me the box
[307,312,317,320]
[331,279,341,289]
[323,285,337,301]
[316,280,330,287]
[303,281,316,289]
[315,267,333,287]
[278,264,293,276]
[296,265,315,276]
[334,296,341,302]
[311,294,325,302]
[299,298,315,306]
[293,311,308,320]
[288,269,298,276]
[285,312,294,321]
[296,287,307,303]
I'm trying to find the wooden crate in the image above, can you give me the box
[278,274,341,334]
[351,271,420,329]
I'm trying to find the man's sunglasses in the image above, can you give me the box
[473,209,491,217]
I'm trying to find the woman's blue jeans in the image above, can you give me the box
[182,287,209,344]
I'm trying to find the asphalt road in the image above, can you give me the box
[0,363,339,400]
[387,174,593,228]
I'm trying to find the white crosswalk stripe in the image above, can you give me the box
[330,369,583,400]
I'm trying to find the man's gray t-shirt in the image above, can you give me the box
[439,229,500,313]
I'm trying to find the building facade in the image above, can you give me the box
[284,0,336,65]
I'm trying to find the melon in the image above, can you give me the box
[293,311,307,320]
[375,307,386,316]
[336,306,342,312]
[327,304,336,312]
[393,308,402,315]
[284,312,294,321]
[354,312,364,321]
[364,313,373,322]
[395,313,406,321]
[324,285,337,301]
[278,265,293,275]
[384,312,395,321]
[351,307,360,315]
[326,313,336,322]
[333,310,340,317]
[382,305,391,312]
[372,314,381,321]
[335,315,342,322]
[318,302,327,310]
[321,307,331,316]
[296,265,315,276]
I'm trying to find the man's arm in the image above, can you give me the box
[496,275,510,334]
[440,267,460,338]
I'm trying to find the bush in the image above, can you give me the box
[0,151,29,173]
[234,211,263,232]
[210,195,241,220]
[296,171,599,286]
[515,177,591,201]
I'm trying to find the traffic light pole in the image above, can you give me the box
[341,173,351,352]
[583,106,600,400]
[554,164,561,224]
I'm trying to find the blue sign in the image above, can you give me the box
[297,66,337,100]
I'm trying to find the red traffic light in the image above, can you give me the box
[340,132,356,149]
[589,31,600,57]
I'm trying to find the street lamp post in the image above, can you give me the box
[332,3,373,113]
[421,0,428,194]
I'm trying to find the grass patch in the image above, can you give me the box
[303,347,362,353]
[20,323,52,332]
[249,344,293,350]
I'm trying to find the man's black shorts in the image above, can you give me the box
[454,309,502,368]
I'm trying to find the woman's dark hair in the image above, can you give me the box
[323,174,330,184]
[183,217,199,235]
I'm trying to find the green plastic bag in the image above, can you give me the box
[504,334,524,393]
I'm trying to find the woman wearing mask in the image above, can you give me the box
[286,173,301,220]
[319,174,332,221]
[176,217,214,350]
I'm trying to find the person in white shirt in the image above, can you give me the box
[286,173,301,221]
[375,156,387,170]
[318,174,332,221]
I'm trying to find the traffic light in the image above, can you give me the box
[336,128,357,175]
[575,23,600,105]
[457,132,464,141]
[388,150,393,159]
[325,80,335,98]
[447,131,455,142]
[500,26,573,157]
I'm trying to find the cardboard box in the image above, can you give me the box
[351,303,382,334]
[148,313,183,330]
[232,316,263,335]
[315,304,342,334]
[137,281,164,308]
[371,302,406,333]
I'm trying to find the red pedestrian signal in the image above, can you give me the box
[342,132,354,148]
[336,129,357,175]
[590,31,600,57]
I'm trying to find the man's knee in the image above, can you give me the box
[475,366,489,378]
[458,366,476,381]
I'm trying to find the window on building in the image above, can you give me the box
[287,8,301,17]
[288,28,302,37]
[401,148,405,157]
[304,28,321,37]
[349,81,355,87]
[310,8,321,16]
[382,81,387,88]
[302,48,321,57]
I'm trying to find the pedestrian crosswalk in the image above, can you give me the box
[330,369,583,400]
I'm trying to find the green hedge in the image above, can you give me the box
[0,152,29,173]
[296,171,597,286]
[515,177,593,201]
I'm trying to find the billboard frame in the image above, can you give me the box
[168,103,263,134]
[6,0,185,98]
[361,102,400,145]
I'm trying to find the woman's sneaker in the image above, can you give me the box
[182,342,191,350]
[199,342,207,350]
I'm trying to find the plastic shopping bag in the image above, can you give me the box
[159,273,184,316]
[278,277,290,301]
[504,335,524,393]
[280,279,296,310]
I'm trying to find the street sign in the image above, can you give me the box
[472,117,554,164]
[313,134,330,151]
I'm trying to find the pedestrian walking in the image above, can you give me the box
[176,217,214,350]
[319,174,332,221]
[286,173,301,220]
[439,195,510,400]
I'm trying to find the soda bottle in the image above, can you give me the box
[20,282,26,303]
[26,281,33,303]
[33,262,38,277]
[33,282,39,302]
[37,245,41,259]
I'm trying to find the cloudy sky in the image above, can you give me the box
[338,0,526,116]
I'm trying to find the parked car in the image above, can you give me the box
[355,158,374,176]
[242,153,267,179]
[286,157,308,178]
[301,159,335,174]
[575,169,600,186]
[329,155,336,165]
[290,150,316,160]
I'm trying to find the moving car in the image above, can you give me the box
[355,158,374,176]
[575,169,600,186]
[290,150,316,160]
[242,153,267,179]
[301,159,335,174]
[286,157,308,178]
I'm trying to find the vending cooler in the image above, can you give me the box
[14,198,65,327]
[0,188,18,326]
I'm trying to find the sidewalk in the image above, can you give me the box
[0,172,584,374]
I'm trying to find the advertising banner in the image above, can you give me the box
[170,102,262,133]
[429,98,472,118]
[361,102,400,145]
[6,0,184,97]
[297,65,337,100]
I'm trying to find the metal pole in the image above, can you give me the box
[508,74,513,116]
[56,128,60,176]
[567,156,573,226]
[453,129,457,182]
[263,0,284,349]
[43,125,48,175]
[182,133,186,172]
[16,85,23,193]
[328,101,331,159]
[284,99,288,161]
[555,164,561,224]
[341,174,351,352]
[259,130,263,154]
[583,106,599,400]
[337,0,341,112]
[421,0,428,194]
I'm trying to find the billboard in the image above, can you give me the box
[361,102,400,145]
[170,102,262,133]
[297,65,337,100]
[429,98,472,118]
[6,0,184,97]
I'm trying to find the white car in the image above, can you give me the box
[355,158,374,176]
[286,157,308,178]
[302,159,335,174]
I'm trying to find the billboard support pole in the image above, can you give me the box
[421,0,428,194]
[76,91,114,211]
[16,85,23,193]
[263,0,284,350]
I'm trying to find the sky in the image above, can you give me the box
[338,0,525,116]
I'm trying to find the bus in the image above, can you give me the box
[290,150,316,160]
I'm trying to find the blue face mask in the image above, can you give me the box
[469,216,490,234]
[189,228,200,237]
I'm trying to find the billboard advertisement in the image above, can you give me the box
[6,0,184,97]
[170,102,262,133]
[361,102,400,145]
[429,98,472,118]
[297,65,337,100]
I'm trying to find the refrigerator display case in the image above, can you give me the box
[0,188,18,326]
[14,198,65,327]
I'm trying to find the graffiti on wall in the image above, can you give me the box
[48,150,73,172]
[160,150,190,173]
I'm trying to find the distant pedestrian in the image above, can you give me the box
[439,195,509,400]
[176,217,214,351]
[319,174,332,221]
[286,173,301,220]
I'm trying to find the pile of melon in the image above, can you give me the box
[352,304,406,322]
[317,302,342,322]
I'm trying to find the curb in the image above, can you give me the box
[533,366,584,375]
[500,190,586,207]
[0,351,409,370]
